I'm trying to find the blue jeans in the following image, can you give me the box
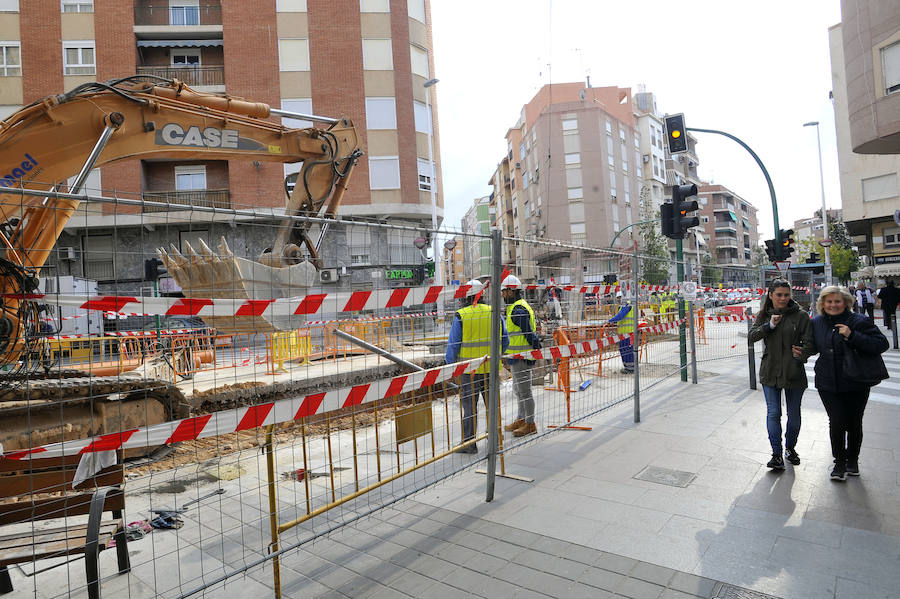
[762,384,804,453]
[618,338,634,371]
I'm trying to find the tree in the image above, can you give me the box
[750,245,768,268]
[830,245,859,284]
[701,253,723,286]
[637,188,670,285]
[829,220,853,249]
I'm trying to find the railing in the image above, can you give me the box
[136,65,224,87]
[142,189,230,212]
[133,2,222,27]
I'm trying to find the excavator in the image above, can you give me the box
[0,76,361,451]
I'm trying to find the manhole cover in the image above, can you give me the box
[633,466,696,488]
[712,582,782,598]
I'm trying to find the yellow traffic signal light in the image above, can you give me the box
[665,114,687,154]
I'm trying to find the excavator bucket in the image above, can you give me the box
[158,237,318,333]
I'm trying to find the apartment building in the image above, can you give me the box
[793,209,843,245]
[831,14,900,279]
[697,184,760,283]
[460,195,491,280]
[440,234,464,284]
[0,0,441,291]
[489,82,641,284]
[632,90,668,212]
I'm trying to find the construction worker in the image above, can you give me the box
[607,292,636,373]
[445,280,509,454]
[501,274,541,437]
[662,292,677,323]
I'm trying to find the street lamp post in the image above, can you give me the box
[424,78,440,285]
[803,121,832,285]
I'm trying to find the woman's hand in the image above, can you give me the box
[834,324,851,338]
[769,314,782,327]
[791,345,803,358]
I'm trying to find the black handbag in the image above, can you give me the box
[842,344,889,385]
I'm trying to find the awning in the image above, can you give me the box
[741,218,750,229]
[693,230,706,246]
[137,40,223,48]
[728,211,737,222]
[874,264,900,277]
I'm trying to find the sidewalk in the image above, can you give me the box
[271,349,900,599]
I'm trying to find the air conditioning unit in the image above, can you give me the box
[318,268,339,283]
[515,162,521,168]
[58,247,76,261]
[643,154,650,163]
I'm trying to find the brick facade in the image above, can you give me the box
[20,0,63,103]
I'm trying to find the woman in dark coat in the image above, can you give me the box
[748,279,813,470]
[806,286,889,481]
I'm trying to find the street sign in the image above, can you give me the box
[819,238,834,248]
[774,261,791,273]
[681,281,698,301]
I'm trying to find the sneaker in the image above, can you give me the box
[830,462,847,481]
[766,454,785,470]
[846,461,860,476]
[785,448,801,466]
[503,419,525,432]
[513,422,538,437]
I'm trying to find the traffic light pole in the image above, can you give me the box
[676,239,688,382]
[686,127,782,248]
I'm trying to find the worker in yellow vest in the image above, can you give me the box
[607,292,636,373]
[662,292,677,323]
[445,280,509,453]
[501,274,542,437]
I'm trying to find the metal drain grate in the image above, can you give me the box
[633,466,696,488]
[711,582,782,598]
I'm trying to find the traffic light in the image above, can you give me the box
[144,257,166,281]
[764,239,778,262]
[660,202,675,238]
[779,228,795,260]
[807,251,820,264]
[667,183,699,239]
[665,113,688,154]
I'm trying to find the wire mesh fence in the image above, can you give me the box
[0,184,817,598]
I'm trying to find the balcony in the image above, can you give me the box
[136,65,224,87]
[142,189,230,212]
[134,3,222,28]
[715,236,739,248]
[714,223,737,233]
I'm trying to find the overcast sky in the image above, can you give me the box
[430,0,843,245]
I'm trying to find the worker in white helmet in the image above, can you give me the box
[500,274,541,437]
[445,280,509,453]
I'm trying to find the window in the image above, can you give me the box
[622,152,628,173]
[521,173,528,190]
[883,227,900,248]
[417,158,434,191]
[83,235,113,280]
[66,168,101,194]
[0,1,18,11]
[568,201,584,222]
[565,153,580,166]
[61,0,93,12]
[281,98,313,129]
[175,166,206,190]
[567,187,583,200]
[570,222,586,234]
[366,97,397,130]
[63,42,95,75]
[172,48,200,67]
[562,118,577,131]
[410,44,428,78]
[349,225,370,265]
[882,40,900,95]
[619,130,626,143]
[413,101,432,134]
[279,39,310,71]
[635,151,642,178]
[605,120,612,133]
[369,156,401,189]
[407,0,426,23]
[862,172,899,202]
[519,142,525,158]
[362,39,393,70]
[0,43,20,76]
[360,0,389,11]
[169,1,199,25]
[276,0,306,11]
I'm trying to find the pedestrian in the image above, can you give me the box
[806,285,889,481]
[876,280,900,330]
[855,282,875,320]
[649,291,661,326]
[607,292,636,374]
[445,279,509,454]
[501,274,541,437]
[547,285,563,320]
[748,279,814,470]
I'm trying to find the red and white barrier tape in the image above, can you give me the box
[1,356,489,460]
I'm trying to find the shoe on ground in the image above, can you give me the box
[785,448,801,466]
[766,454,785,470]
[846,461,860,476]
[503,419,525,432]
[513,422,538,437]
[830,462,847,481]
[454,444,477,454]
[621,368,634,374]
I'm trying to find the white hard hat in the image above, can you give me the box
[464,279,484,297]
[615,292,623,298]
[501,274,522,289]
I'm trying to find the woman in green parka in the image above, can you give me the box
[748,279,814,470]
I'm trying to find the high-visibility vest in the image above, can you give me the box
[505,299,536,355]
[457,303,492,374]
[616,305,635,335]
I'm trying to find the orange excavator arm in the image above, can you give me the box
[0,76,361,361]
